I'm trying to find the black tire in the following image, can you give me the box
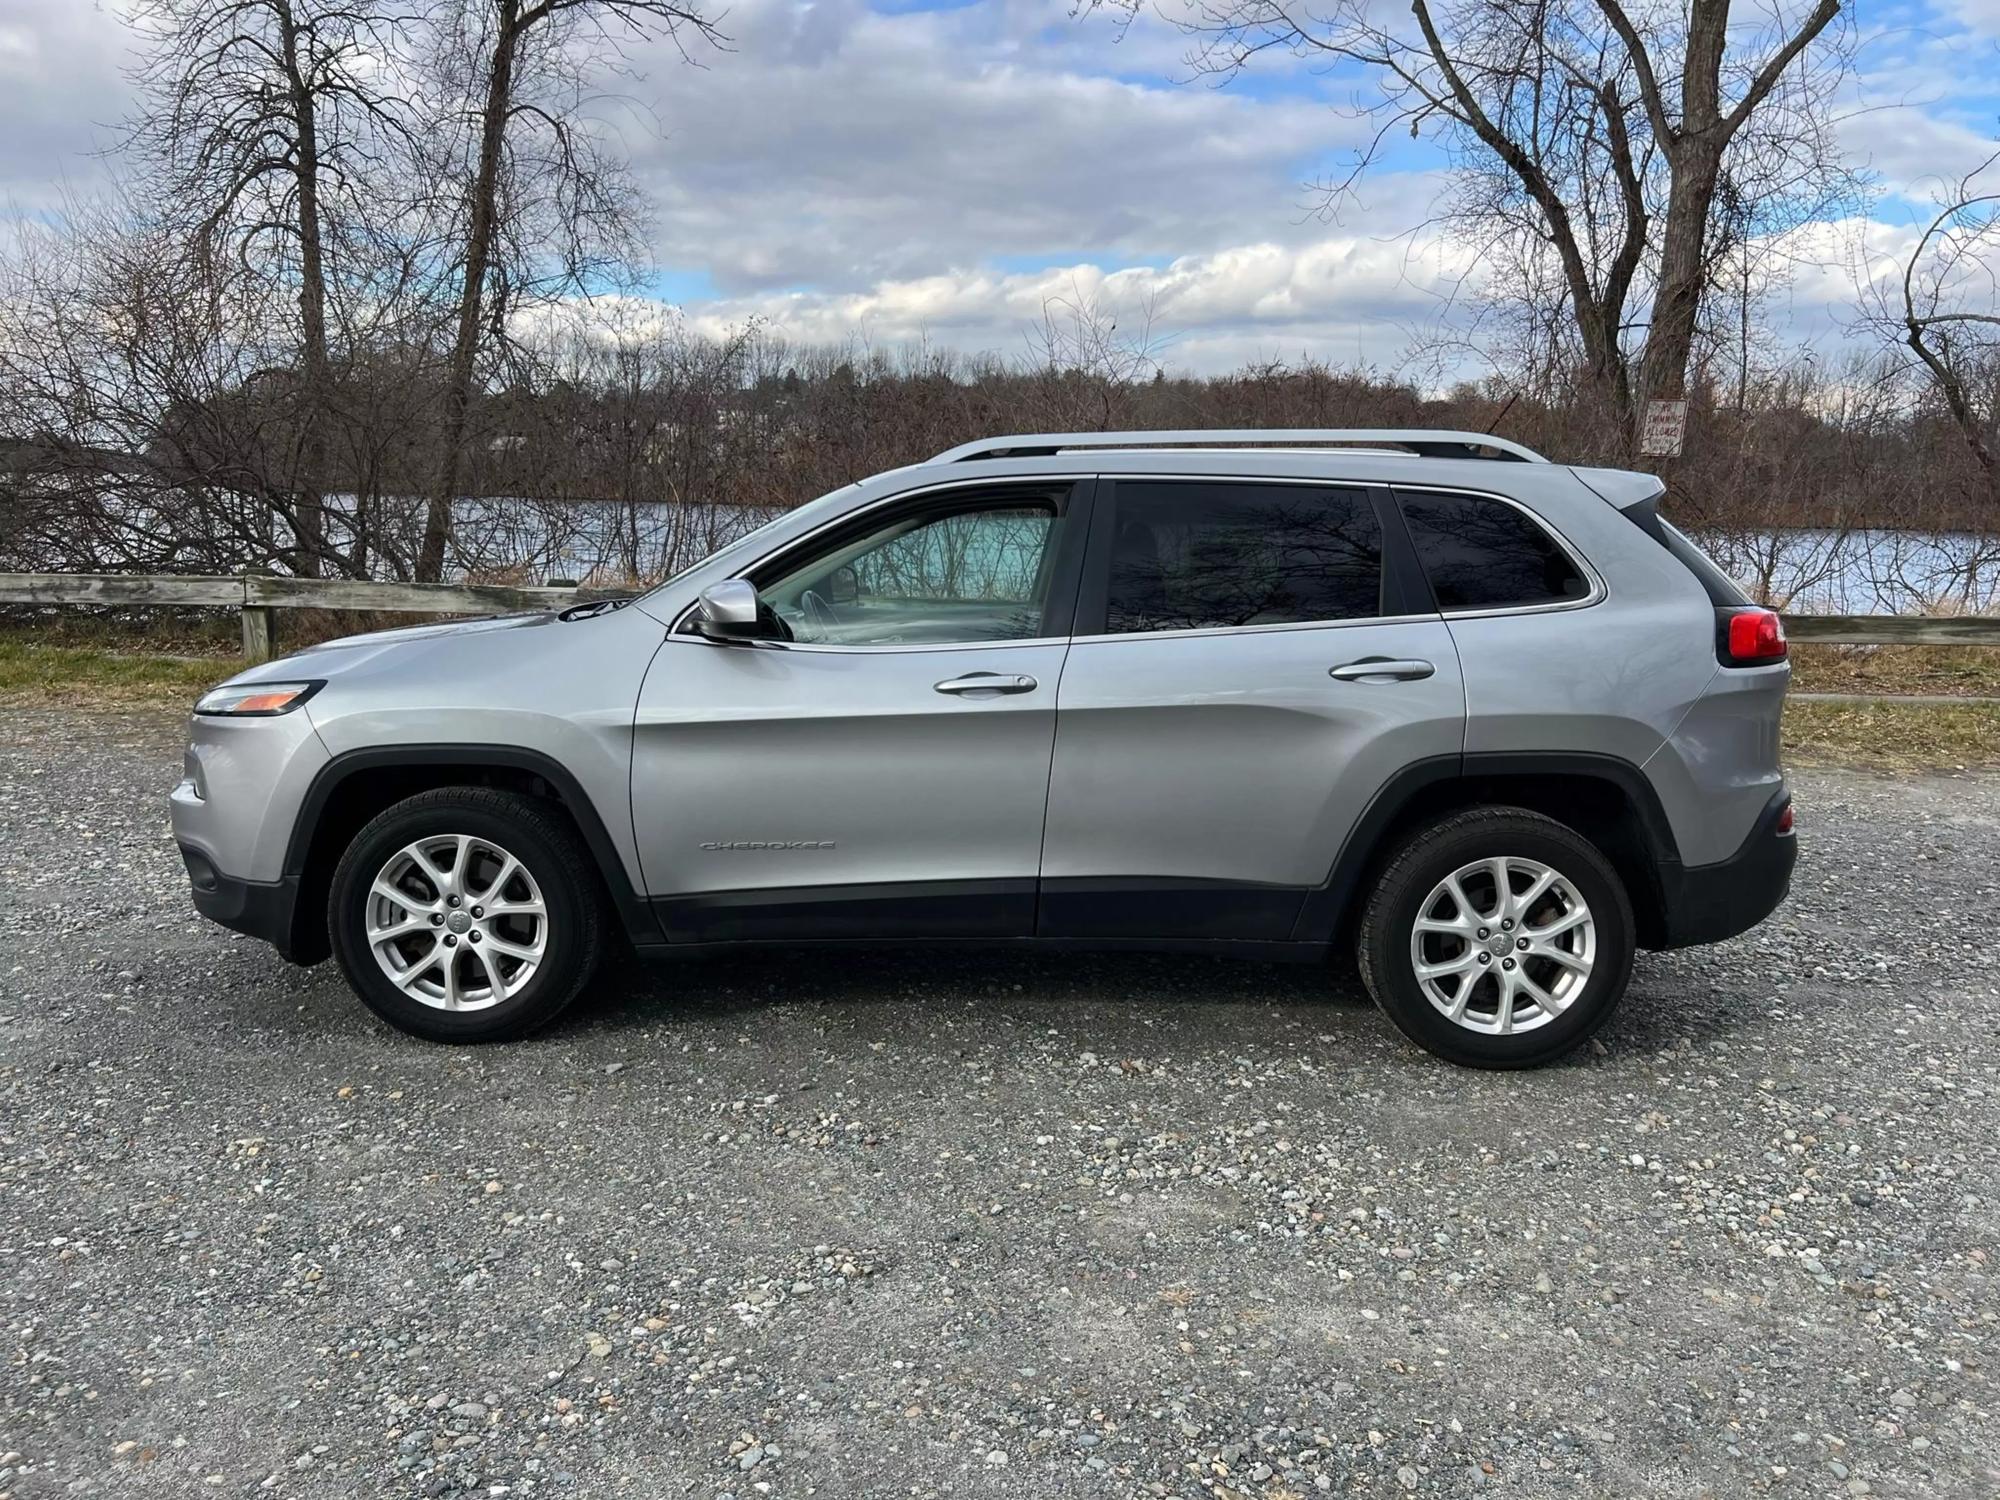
[329,787,604,1042]
[1356,807,1634,1069]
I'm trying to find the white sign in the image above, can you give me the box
[1641,399,1688,458]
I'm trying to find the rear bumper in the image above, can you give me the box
[180,844,306,961]
[1653,790,1796,949]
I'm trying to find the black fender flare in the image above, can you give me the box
[287,743,662,950]
[1290,750,1685,944]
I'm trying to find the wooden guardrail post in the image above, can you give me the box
[241,605,275,662]
[239,571,271,662]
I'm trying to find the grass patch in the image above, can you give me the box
[0,642,227,708]
[1791,643,2000,698]
[1784,698,2000,772]
[0,607,468,663]
[0,610,243,657]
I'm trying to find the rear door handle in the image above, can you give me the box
[934,672,1038,696]
[1330,658,1436,683]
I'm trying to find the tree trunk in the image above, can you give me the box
[280,0,329,578]
[419,3,521,582]
[1407,0,1638,444]
[1636,138,1724,432]
[1907,323,2000,507]
[1579,299,1635,441]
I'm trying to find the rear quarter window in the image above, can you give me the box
[1399,491,1590,611]
[1611,497,1755,607]
[1657,518,1752,607]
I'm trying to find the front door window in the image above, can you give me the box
[762,501,1061,646]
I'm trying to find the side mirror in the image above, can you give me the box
[693,578,766,640]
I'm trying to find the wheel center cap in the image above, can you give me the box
[446,910,472,935]
[1487,934,1511,957]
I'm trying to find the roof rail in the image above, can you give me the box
[929,428,1548,465]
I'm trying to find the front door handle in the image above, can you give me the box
[934,672,1038,696]
[1330,658,1436,683]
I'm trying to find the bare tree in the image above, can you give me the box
[1086,0,1848,451]
[1865,152,2000,504]
[124,0,421,575]
[0,196,351,576]
[413,0,723,580]
[1021,282,1166,432]
[1592,0,1845,420]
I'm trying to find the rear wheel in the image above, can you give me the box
[329,788,604,1042]
[1357,807,1634,1068]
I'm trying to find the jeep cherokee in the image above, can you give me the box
[170,429,1795,1067]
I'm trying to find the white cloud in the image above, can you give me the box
[1947,0,2000,36]
[659,220,1477,374]
[0,0,131,204]
[1840,106,1997,197]
[612,0,1369,292]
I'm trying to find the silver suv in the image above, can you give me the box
[170,430,1795,1067]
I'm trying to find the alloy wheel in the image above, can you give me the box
[365,834,548,1011]
[1407,855,1595,1035]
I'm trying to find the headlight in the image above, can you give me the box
[193,680,323,716]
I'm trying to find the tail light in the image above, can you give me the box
[1775,803,1794,836]
[1718,606,1787,667]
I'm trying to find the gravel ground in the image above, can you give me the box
[1,708,1995,1500]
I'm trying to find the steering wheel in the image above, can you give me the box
[800,588,842,641]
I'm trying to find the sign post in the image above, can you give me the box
[1641,399,1688,458]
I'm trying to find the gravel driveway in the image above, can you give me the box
[1,709,1995,1499]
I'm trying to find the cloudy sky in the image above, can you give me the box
[2,0,1996,375]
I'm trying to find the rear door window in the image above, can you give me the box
[1398,490,1590,611]
[1102,481,1383,634]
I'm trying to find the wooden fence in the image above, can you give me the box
[0,571,586,660]
[1,570,1998,662]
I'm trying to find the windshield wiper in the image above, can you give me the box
[558,595,635,622]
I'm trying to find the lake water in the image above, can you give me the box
[1694,529,1999,615]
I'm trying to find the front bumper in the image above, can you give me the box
[179,844,306,959]
[1654,789,1796,948]
[170,705,328,960]
[168,708,329,881]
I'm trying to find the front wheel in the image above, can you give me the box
[1356,807,1634,1068]
[329,788,604,1042]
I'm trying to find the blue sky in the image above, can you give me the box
[2,0,1996,374]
